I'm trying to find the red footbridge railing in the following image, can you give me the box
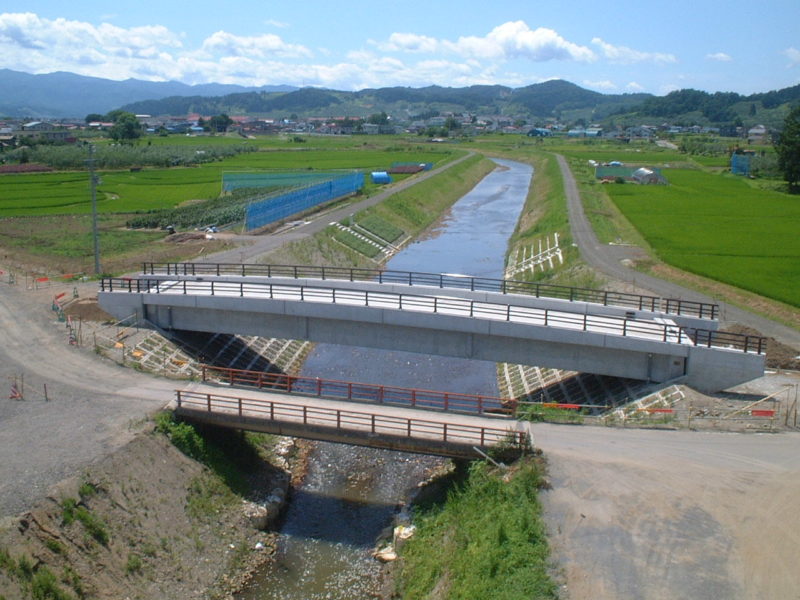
[200,365,515,416]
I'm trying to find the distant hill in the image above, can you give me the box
[119,79,651,121]
[0,69,296,118]
[609,85,800,130]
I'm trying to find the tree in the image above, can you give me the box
[774,105,800,193]
[108,112,142,143]
[85,113,105,123]
[367,111,389,125]
[444,116,461,131]
[207,114,234,133]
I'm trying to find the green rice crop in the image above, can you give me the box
[606,169,800,306]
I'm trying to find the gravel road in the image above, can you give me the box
[536,423,800,599]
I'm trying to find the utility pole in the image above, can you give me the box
[86,145,101,274]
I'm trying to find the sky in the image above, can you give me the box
[1,1,799,96]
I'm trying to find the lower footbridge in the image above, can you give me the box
[98,264,766,392]
[173,372,529,459]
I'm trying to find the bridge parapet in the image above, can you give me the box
[100,277,764,355]
[141,262,719,322]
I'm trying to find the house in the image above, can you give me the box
[21,121,72,142]
[747,124,768,144]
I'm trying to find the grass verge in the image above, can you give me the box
[396,459,557,600]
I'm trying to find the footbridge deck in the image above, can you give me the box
[99,266,767,392]
[173,385,530,459]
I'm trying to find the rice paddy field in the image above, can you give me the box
[0,137,457,217]
[605,169,800,307]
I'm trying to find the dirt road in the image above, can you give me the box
[536,423,800,599]
[0,281,179,517]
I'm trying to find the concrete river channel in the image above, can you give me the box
[236,159,533,599]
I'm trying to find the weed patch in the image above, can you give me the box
[397,460,557,600]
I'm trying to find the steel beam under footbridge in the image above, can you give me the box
[98,272,766,393]
[172,385,531,459]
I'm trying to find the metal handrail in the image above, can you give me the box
[100,277,766,354]
[175,390,526,449]
[141,261,719,320]
[200,365,514,415]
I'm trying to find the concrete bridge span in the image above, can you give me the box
[98,272,766,393]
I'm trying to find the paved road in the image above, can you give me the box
[558,154,800,350]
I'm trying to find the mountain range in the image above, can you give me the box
[0,69,294,118]
[1,68,798,128]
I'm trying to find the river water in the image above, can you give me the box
[236,158,532,599]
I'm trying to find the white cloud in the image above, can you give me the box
[455,22,596,62]
[626,81,644,91]
[706,52,732,62]
[378,21,595,63]
[583,79,617,90]
[784,47,800,67]
[379,32,439,54]
[0,12,183,80]
[591,37,676,64]
[264,19,289,29]
[200,31,312,59]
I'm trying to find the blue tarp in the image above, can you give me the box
[371,171,392,184]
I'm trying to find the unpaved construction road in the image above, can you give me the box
[536,423,800,599]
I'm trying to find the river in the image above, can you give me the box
[236,158,533,599]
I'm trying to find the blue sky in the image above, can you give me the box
[2,1,799,95]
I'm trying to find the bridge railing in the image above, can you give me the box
[200,365,513,415]
[141,262,719,320]
[100,278,766,355]
[175,390,528,451]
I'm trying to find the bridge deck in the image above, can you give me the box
[104,277,763,353]
[175,384,530,459]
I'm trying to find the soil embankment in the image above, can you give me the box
[0,424,296,599]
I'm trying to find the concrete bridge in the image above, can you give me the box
[98,264,767,392]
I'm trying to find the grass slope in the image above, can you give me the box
[397,460,557,600]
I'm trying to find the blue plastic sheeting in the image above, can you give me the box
[245,172,364,231]
[371,171,392,184]
[731,153,751,176]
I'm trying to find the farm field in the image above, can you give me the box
[606,169,800,308]
[0,139,457,217]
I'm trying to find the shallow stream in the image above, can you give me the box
[236,158,533,599]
